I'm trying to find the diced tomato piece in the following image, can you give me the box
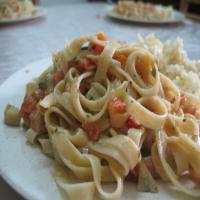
[113,53,127,66]
[78,57,96,71]
[179,94,187,107]
[126,116,141,129]
[29,110,36,131]
[53,70,64,84]
[83,122,101,141]
[20,95,37,118]
[108,97,126,114]
[183,105,197,115]
[91,44,104,54]
[97,32,107,41]
[108,97,127,129]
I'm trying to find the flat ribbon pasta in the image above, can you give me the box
[125,95,168,129]
[95,45,116,82]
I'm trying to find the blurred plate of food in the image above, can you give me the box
[107,1,185,24]
[0,0,46,24]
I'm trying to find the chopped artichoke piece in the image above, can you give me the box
[26,128,38,144]
[4,104,20,126]
[38,138,53,156]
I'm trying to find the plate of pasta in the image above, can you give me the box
[0,0,46,23]
[0,32,200,200]
[107,1,185,24]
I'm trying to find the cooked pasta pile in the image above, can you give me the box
[112,1,174,20]
[5,33,200,200]
[0,0,37,19]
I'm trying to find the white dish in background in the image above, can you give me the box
[0,58,196,200]
[107,6,185,24]
[0,7,46,24]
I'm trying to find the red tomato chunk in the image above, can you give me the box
[126,117,142,129]
[83,122,101,141]
[108,97,126,114]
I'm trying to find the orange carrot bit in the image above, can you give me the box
[135,58,148,83]
[97,32,107,41]
[126,116,142,129]
[135,56,153,83]
[83,122,101,141]
[108,97,126,114]
[113,53,127,67]
[89,32,107,54]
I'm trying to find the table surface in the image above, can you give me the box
[0,2,200,200]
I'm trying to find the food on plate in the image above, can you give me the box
[112,1,174,20]
[0,0,38,20]
[4,32,200,200]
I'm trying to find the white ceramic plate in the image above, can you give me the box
[0,58,196,200]
[107,6,185,24]
[0,7,46,24]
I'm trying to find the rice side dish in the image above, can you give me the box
[135,35,200,96]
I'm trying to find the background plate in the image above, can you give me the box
[107,6,185,24]
[0,7,46,24]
